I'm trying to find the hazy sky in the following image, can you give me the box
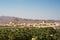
[0,0,60,20]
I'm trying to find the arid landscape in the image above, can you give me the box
[0,16,60,29]
[0,0,60,40]
[0,16,60,40]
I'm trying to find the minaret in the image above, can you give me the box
[42,21,45,24]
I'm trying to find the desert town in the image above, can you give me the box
[0,20,60,29]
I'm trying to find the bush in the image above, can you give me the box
[0,26,60,40]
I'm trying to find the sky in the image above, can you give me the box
[0,0,60,20]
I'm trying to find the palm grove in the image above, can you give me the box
[0,26,60,40]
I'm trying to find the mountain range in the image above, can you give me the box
[0,16,60,24]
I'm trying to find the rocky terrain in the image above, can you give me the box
[0,16,60,24]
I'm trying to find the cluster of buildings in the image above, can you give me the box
[0,20,60,29]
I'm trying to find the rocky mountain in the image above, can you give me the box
[0,16,60,24]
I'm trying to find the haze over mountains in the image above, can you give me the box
[0,16,60,24]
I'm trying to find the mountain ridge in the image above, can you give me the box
[0,16,60,24]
